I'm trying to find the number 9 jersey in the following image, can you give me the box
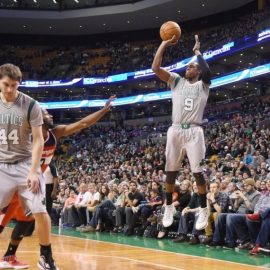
[168,72,209,125]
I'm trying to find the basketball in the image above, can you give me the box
[160,21,181,41]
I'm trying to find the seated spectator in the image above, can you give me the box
[249,208,270,255]
[157,170,166,183]
[235,179,270,250]
[204,181,230,244]
[131,189,163,231]
[62,190,77,227]
[260,180,268,195]
[157,181,191,239]
[227,182,237,197]
[111,183,130,233]
[82,184,110,232]
[73,183,91,228]
[51,188,67,225]
[85,183,101,223]
[148,181,164,198]
[113,180,145,235]
[208,178,261,248]
[172,182,201,243]
[220,177,230,193]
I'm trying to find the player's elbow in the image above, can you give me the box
[151,64,159,73]
[80,120,93,130]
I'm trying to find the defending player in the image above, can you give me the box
[152,35,211,230]
[0,86,115,269]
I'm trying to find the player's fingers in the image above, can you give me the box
[30,180,38,193]
[195,34,199,42]
[167,35,176,43]
[29,183,35,193]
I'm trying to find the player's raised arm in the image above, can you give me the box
[193,35,211,85]
[53,95,116,140]
[152,36,178,83]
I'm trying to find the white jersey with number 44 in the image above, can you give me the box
[168,72,209,125]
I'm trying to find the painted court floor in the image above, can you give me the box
[0,227,269,269]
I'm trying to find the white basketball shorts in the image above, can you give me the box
[0,158,47,214]
[165,125,206,173]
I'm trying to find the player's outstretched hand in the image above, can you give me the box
[193,34,200,53]
[162,35,179,47]
[27,172,40,193]
[104,95,116,111]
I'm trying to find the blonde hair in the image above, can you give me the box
[182,179,192,193]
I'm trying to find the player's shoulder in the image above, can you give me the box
[199,79,211,90]
[19,91,34,102]
[20,92,40,107]
[168,72,184,88]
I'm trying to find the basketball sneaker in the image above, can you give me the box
[162,204,175,227]
[259,247,270,256]
[195,207,210,230]
[0,255,29,269]
[38,256,59,270]
[250,245,261,255]
[0,260,12,269]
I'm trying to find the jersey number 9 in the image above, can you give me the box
[184,98,194,111]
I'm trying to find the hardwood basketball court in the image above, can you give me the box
[1,227,269,270]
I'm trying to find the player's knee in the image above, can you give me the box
[11,220,35,241]
[193,172,205,186]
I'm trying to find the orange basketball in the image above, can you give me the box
[160,21,181,41]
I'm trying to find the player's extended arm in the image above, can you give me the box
[193,35,211,85]
[53,95,116,140]
[152,36,178,83]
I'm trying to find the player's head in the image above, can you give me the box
[185,62,201,81]
[42,108,54,129]
[0,63,22,95]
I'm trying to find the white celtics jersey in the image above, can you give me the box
[168,72,209,125]
[0,92,43,163]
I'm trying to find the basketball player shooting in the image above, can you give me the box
[152,34,211,230]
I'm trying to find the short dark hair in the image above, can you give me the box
[129,180,137,186]
[0,63,22,82]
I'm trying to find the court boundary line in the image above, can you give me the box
[52,231,270,270]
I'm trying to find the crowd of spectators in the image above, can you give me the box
[0,6,269,80]
[47,96,270,257]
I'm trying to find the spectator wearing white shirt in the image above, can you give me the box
[85,183,100,224]
[74,183,91,228]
